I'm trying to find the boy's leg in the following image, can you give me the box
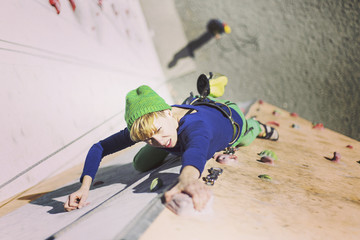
[133,144,169,172]
[207,97,277,146]
[236,119,279,146]
[235,118,262,147]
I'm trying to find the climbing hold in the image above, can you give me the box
[291,123,300,129]
[313,123,324,130]
[150,177,163,192]
[166,192,213,216]
[272,110,281,116]
[260,156,275,165]
[98,0,103,9]
[266,121,280,127]
[112,3,119,16]
[258,174,272,181]
[203,167,223,185]
[326,152,341,163]
[215,153,238,165]
[258,150,277,165]
[346,145,353,149]
[68,0,76,11]
[258,150,278,160]
[223,147,237,155]
[208,167,223,176]
[290,112,299,117]
[49,0,61,14]
[258,99,264,105]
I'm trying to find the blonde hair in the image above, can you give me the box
[130,110,167,142]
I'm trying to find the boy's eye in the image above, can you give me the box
[144,127,162,144]
[155,127,162,134]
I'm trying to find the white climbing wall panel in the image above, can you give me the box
[0,0,171,202]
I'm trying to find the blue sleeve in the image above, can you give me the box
[80,128,136,182]
[180,121,212,175]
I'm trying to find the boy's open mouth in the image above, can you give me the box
[165,139,171,148]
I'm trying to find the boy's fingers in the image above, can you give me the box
[191,190,207,210]
[78,196,87,209]
[64,201,77,212]
[191,194,202,210]
[164,186,179,203]
[64,206,77,212]
[189,184,212,211]
[68,194,79,208]
[164,190,174,203]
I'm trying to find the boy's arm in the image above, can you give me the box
[64,128,135,212]
[80,128,135,182]
[165,122,213,210]
[180,120,212,175]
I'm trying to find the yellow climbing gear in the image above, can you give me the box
[208,73,228,98]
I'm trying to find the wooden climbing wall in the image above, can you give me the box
[140,101,360,240]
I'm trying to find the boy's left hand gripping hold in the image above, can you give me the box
[64,175,91,212]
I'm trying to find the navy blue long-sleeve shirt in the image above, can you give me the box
[80,104,243,182]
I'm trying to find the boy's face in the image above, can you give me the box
[145,110,178,148]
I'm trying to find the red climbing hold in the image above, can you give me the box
[266,121,280,127]
[49,0,61,14]
[69,0,76,11]
[258,99,264,105]
[98,0,103,9]
[346,145,353,149]
[290,112,299,117]
[329,152,341,163]
[313,123,324,130]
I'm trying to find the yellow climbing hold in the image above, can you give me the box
[258,174,272,181]
[258,150,278,161]
[150,177,163,192]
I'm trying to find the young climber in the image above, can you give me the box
[167,19,231,68]
[63,73,279,212]
[206,19,231,39]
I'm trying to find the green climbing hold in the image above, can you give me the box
[258,150,278,160]
[150,177,163,192]
[258,174,272,180]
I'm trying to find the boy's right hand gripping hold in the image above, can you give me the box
[64,175,92,212]
[164,166,212,212]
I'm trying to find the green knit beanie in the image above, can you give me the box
[125,85,171,129]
